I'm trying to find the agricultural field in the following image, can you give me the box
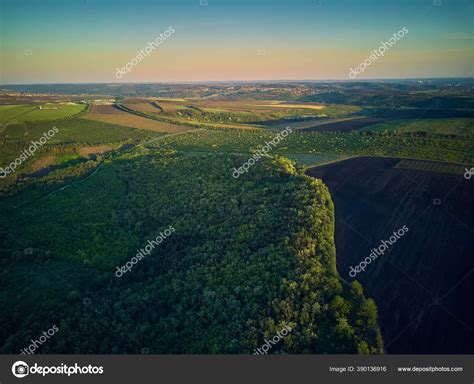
[395,159,467,175]
[359,118,474,137]
[1,90,472,191]
[82,104,191,133]
[306,157,474,353]
[146,128,473,165]
[1,117,160,148]
[0,93,81,105]
[0,105,36,125]
[119,102,260,130]
[0,117,163,188]
[0,103,85,125]
[255,103,325,110]
[123,102,163,114]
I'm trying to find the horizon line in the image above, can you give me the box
[1,76,473,87]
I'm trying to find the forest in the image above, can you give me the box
[0,152,382,354]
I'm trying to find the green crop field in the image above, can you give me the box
[0,105,37,125]
[0,103,85,125]
[359,118,474,137]
[0,118,163,187]
[1,118,161,147]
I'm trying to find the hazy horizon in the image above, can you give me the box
[1,76,474,87]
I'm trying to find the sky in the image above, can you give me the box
[1,0,473,83]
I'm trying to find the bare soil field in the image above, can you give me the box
[256,103,325,110]
[121,102,261,130]
[78,145,114,158]
[83,104,190,133]
[306,157,474,353]
[88,104,122,114]
[200,100,322,113]
[28,155,57,173]
[124,102,162,113]
[148,101,188,113]
[123,97,156,104]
